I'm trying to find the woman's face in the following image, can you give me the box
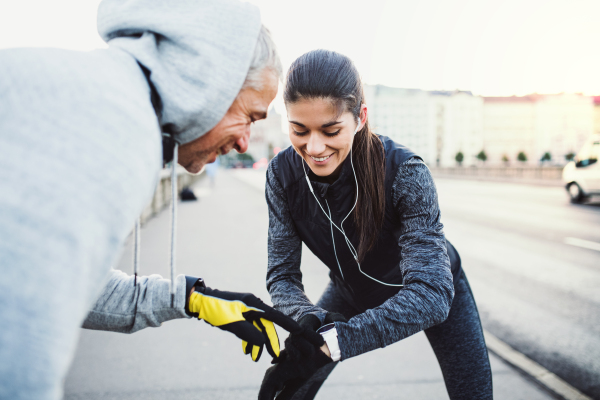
[287,97,365,177]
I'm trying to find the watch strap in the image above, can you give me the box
[184,276,205,316]
[319,325,341,362]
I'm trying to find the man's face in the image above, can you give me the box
[178,70,279,174]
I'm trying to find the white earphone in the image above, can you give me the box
[302,117,404,288]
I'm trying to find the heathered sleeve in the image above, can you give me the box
[82,269,190,333]
[265,157,328,321]
[334,158,454,360]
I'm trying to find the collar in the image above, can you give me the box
[306,152,354,199]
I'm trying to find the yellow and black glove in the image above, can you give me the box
[185,279,319,362]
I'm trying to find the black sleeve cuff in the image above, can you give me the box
[184,276,203,317]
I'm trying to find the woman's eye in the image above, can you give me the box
[324,130,341,137]
[293,130,309,136]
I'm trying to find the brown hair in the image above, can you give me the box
[284,50,385,262]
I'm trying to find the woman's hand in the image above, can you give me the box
[258,312,347,399]
[279,314,324,362]
[258,348,333,400]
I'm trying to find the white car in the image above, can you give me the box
[563,133,600,203]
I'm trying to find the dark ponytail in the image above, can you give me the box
[284,50,385,263]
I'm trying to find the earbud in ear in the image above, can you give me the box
[354,117,361,135]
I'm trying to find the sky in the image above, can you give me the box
[1,0,599,97]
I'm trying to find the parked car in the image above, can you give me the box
[563,133,600,203]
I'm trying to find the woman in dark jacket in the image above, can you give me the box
[259,50,492,400]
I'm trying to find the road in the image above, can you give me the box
[62,170,599,399]
[433,177,600,398]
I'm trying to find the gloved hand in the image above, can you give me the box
[280,314,323,362]
[283,312,348,361]
[187,285,310,362]
[259,312,349,400]
[258,348,333,400]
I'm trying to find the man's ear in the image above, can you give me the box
[162,134,176,166]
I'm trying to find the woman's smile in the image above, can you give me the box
[307,152,335,165]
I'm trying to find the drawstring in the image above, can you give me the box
[132,141,179,310]
[132,217,141,320]
[170,142,179,308]
[133,218,140,286]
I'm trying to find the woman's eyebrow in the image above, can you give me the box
[289,120,342,128]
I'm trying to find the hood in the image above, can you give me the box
[97,0,261,145]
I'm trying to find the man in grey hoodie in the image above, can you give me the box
[0,1,307,399]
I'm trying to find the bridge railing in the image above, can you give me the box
[429,166,564,184]
[140,167,203,224]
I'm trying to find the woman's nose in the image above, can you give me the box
[306,133,326,155]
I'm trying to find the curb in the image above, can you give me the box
[483,330,592,400]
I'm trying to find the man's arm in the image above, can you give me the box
[82,269,189,333]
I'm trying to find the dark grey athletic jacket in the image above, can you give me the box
[265,135,456,360]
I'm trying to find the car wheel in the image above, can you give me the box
[568,182,586,203]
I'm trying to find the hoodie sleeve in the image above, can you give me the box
[265,157,328,322]
[334,158,455,360]
[82,269,190,333]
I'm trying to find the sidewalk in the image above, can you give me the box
[64,170,556,400]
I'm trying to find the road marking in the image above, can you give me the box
[484,330,592,400]
[564,237,600,252]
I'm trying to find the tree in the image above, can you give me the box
[517,151,527,163]
[501,154,509,164]
[455,151,464,166]
[541,152,551,163]
[476,150,488,163]
[565,152,575,161]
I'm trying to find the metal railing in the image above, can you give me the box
[140,166,204,224]
[429,166,563,182]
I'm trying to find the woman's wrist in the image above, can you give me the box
[321,342,331,358]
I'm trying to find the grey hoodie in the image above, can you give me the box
[0,1,261,399]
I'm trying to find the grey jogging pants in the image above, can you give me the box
[288,270,493,400]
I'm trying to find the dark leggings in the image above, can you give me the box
[288,271,493,400]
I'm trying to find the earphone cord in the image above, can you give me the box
[325,200,345,280]
[302,148,403,288]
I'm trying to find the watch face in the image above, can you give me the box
[195,278,206,289]
[317,323,335,334]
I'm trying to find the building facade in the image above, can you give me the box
[483,94,594,164]
[364,85,484,167]
[594,96,600,135]
[247,106,289,162]
[365,84,595,167]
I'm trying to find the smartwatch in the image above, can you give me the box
[317,323,341,362]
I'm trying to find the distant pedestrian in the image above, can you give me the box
[0,1,320,399]
[259,50,493,400]
[205,156,220,187]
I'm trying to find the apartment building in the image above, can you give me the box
[483,94,594,164]
[364,85,484,166]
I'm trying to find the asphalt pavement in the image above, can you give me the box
[433,177,600,399]
[63,169,579,400]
